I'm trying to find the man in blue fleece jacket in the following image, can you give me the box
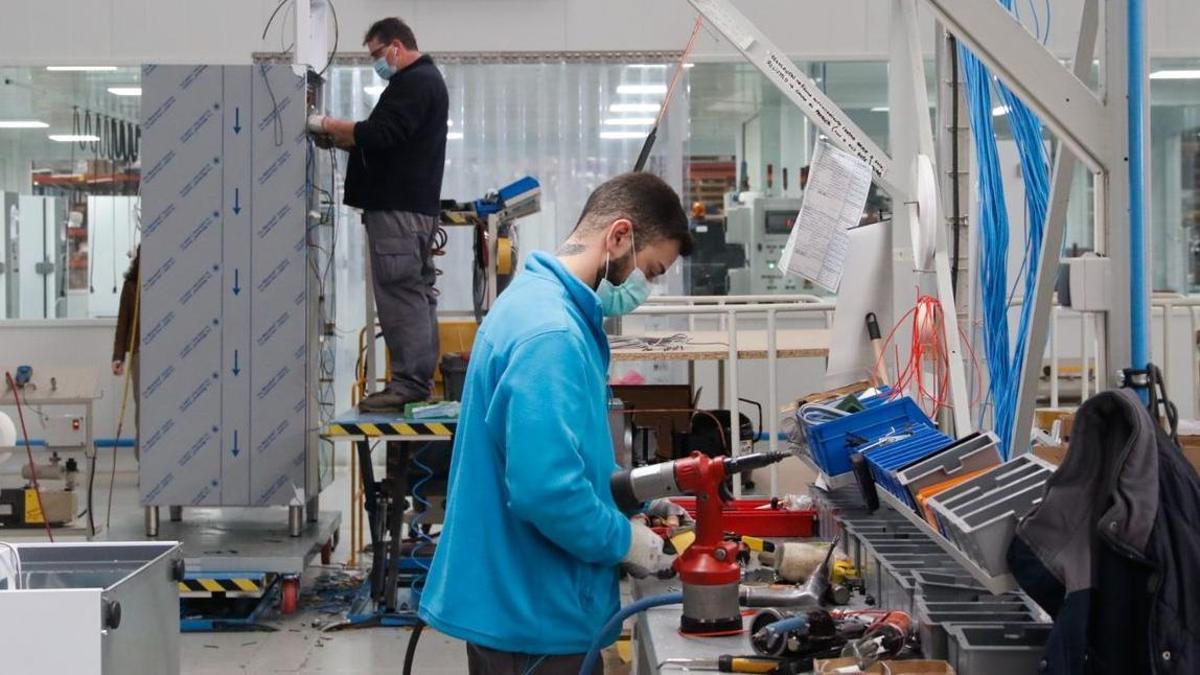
[420,173,694,674]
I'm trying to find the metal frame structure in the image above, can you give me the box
[631,296,835,496]
[689,0,1148,458]
[689,0,974,439]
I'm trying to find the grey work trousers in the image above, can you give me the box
[466,643,602,675]
[363,210,440,399]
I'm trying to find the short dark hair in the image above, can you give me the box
[575,173,694,256]
[364,18,418,51]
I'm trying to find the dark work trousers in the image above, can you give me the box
[466,643,602,675]
[363,210,439,399]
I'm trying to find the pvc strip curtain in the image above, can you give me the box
[323,59,687,410]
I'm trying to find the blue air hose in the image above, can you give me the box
[409,443,437,598]
[578,592,683,675]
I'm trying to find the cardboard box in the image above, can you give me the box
[1032,444,1069,466]
[814,658,955,674]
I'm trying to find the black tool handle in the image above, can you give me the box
[850,452,879,511]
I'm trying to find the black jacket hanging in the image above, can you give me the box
[1007,388,1200,674]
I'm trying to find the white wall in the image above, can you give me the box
[0,320,135,445]
[1,0,1198,65]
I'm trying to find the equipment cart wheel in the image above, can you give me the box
[321,539,333,565]
[280,577,300,615]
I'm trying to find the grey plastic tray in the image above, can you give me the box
[896,431,1003,503]
[927,455,1056,576]
[946,624,1052,675]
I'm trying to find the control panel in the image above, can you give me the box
[726,197,804,294]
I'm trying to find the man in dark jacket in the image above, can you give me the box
[308,17,449,412]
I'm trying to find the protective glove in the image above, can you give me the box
[621,520,677,579]
[306,113,327,134]
[644,498,694,527]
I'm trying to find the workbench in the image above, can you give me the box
[630,575,755,674]
[611,329,830,362]
[322,409,457,623]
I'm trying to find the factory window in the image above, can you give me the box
[0,65,141,320]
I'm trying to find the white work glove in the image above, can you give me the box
[643,498,694,527]
[306,113,328,134]
[621,520,677,579]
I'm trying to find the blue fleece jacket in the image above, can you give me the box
[419,251,632,654]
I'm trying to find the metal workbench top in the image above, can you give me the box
[631,575,771,674]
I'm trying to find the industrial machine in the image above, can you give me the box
[685,217,746,296]
[1,366,101,533]
[725,196,803,295]
[440,176,542,322]
[611,451,789,633]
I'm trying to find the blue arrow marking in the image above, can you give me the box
[231,430,240,458]
[233,107,241,134]
[232,188,241,215]
[233,268,241,295]
[232,349,240,376]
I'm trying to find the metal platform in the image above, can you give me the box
[323,409,457,441]
[107,508,341,575]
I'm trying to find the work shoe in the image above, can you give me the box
[358,390,425,413]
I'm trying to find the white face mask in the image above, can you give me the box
[595,230,652,316]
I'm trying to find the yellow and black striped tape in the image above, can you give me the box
[178,577,263,594]
[325,421,455,438]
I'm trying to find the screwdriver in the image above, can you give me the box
[659,655,783,673]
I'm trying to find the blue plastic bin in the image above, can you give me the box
[801,395,936,477]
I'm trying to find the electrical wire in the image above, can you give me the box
[261,0,292,42]
[632,17,703,172]
[317,0,339,77]
[401,620,424,675]
[260,64,285,147]
[960,1,1051,455]
[5,372,54,542]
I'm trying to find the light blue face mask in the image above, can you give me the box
[596,234,652,316]
[373,48,397,80]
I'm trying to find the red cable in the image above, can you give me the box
[6,372,54,542]
[656,18,705,128]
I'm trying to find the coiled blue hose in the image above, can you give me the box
[578,592,683,675]
[409,442,437,598]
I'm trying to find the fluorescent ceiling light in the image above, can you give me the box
[600,131,647,140]
[46,66,118,71]
[992,105,1010,117]
[603,117,655,126]
[870,106,889,112]
[364,85,384,96]
[48,134,100,142]
[609,103,660,113]
[683,63,695,69]
[616,84,667,95]
[626,64,668,70]
[0,120,49,129]
[1149,69,1200,80]
[107,87,142,96]
[446,131,464,140]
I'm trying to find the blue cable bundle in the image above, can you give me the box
[963,0,1052,457]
